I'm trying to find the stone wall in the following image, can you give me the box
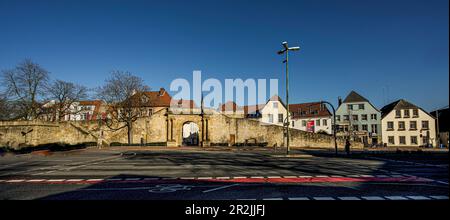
[0,108,363,150]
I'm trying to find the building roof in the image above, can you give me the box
[127,88,172,107]
[289,102,332,119]
[380,99,433,119]
[241,104,265,115]
[343,91,369,103]
[219,101,240,112]
[267,95,286,108]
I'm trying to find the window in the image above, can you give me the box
[292,120,295,127]
[323,119,327,126]
[347,104,353,110]
[371,114,377,120]
[362,124,368,131]
[410,121,417,130]
[336,115,341,121]
[316,119,321,126]
[268,114,273,123]
[352,115,358,121]
[278,114,283,123]
[422,136,429,145]
[387,121,394,130]
[358,104,365,110]
[413,109,419,117]
[399,136,406,145]
[398,121,405,130]
[404,109,410,118]
[388,136,395,144]
[395,110,401,118]
[353,125,359,131]
[302,120,307,127]
[273,102,278,108]
[422,121,429,130]
[371,124,378,133]
[343,115,349,121]
[411,136,418,145]
[362,114,368,120]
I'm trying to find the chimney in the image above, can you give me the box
[338,96,342,107]
[159,88,166,96]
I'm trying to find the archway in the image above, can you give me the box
[182,121,200,146]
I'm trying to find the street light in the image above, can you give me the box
[277,41,300,155]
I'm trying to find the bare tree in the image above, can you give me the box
[1,59,49,120]
[46,80,88,121]
[97,71,149,144]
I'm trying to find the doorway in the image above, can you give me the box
[182,122,200,146]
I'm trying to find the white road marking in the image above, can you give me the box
[47,179,65,182]
[6,179,25,183]
[267,176,281,178]
[297,175,312,178]
[86,179,104,182]
[283,176,298,178]
[66,179,84,182]
[362,196,385,200]
[179,177,195,180]
[385,196,408,200]
[197,177,212,180]
[26,179,46,182]
[215,177,230,179]
[288,197,310,200]
[338,197,361,200]
[315,175,329,178]
[250,176,264,179]
[429,195,449,200]
[313,197,335,200]
[203,184,240,193]
[233,176,247,179]
[407,196,431,200]
[360,175,374,177]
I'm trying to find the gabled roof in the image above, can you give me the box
[289,102,332,119]
[380,99,434,119]
[267,95,286,108]
[127,88,172,107]
[343,91,369,103]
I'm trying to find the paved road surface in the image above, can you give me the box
[0,147,448,200]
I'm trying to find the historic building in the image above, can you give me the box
[381,99,436,147]
[259,95,287,126]
[335,91,381,145]
[289,102,333,134]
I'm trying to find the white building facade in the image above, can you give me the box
[381,99,436,147]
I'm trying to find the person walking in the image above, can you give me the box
[345,138,351,155]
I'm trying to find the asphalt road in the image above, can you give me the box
[0,147,448,200]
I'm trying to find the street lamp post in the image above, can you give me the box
[278,41,300,155]
[321,101,338,155]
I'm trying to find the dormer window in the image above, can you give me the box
[141,95,149,103]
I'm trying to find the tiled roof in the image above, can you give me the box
[127,88,172,107]
[289,102,332,119]
[219,101,239,112]
[343,91,369,103]
[380,99,421,118]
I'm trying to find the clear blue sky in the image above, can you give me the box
[0,0,448,111]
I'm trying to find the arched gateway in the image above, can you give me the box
[182,121,199,146]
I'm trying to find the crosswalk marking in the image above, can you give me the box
[429,196,449,200]
[288,197,310,200]
[407,196,431,200]
[313,197,335,200]
[362,196,385,200]
[338,197,361,200]
[385,196,408,200]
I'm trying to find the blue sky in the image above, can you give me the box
[0,0,448,111]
